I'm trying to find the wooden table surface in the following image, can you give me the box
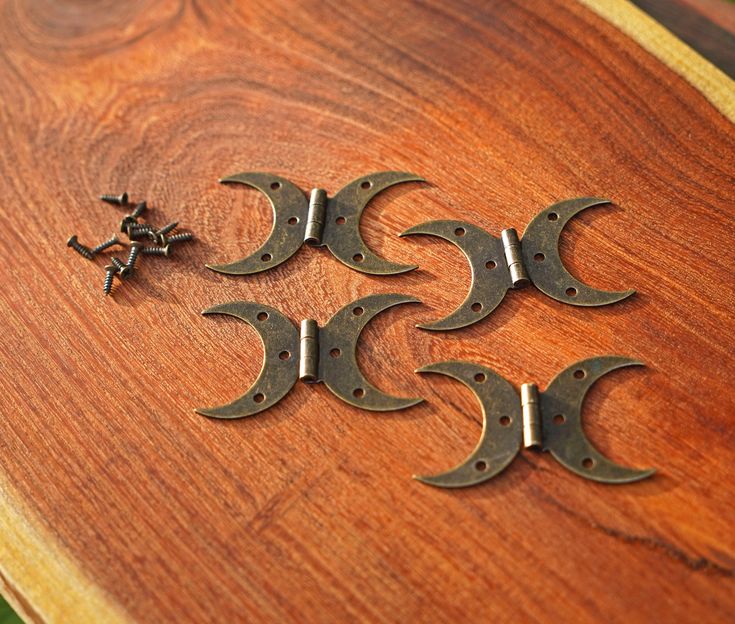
[1,0,734,622]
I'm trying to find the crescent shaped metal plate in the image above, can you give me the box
[206,173,309,275]
[540,356,655,484]
[400,220,512,330]
[321,172,422,275]
[521,198,635,306]
[413,361,522,488]
[319,293,423,411]
[196,301,300,419]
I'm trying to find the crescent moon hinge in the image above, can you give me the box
[402,198,635,330]
[415,356,654,487]
[210,172,423,276]
[199,294,423,418]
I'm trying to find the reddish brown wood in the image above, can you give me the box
[0,0,734,621]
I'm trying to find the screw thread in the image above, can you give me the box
[103,268,116,295]
[100,192,129,206]
[126,243,142,269]
[130,201,147,219]
[166,232,194,244]
[127,224,154,240]
[92,235,121,254]
[156,221,178,237]
[143,245,170,256]
[110,257,127,271]
[67,236,95,260]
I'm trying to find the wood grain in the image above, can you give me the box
[0,0,734,622]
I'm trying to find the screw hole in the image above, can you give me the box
[353,253,364,263]
[582,457,595,469]
[485,260,496,270]
[253,392,265,403]
[548,212,558,221]
[279,351,291,360]
[261,253,272,262]
[566,287,578,297]
[573,369,586,379]
[499,416,511,427]
[454,227,465,237]
[270,182,281,190]
[257,312,269,321]
[475,460,488,472]
[330,348,341,358]
[288,217,298,225]
[534,253,545,262]
[352,306,364,316]
[360,180,372,189]
[474,372,486,383]
[471,302,482,312]
[553,414,566,425]
[335,216,346,225]
[353,388,365,398]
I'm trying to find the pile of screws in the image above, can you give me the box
[67,192,195,296]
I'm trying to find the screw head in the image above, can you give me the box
[67,234,79,247]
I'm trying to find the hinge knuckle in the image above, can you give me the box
[501,228,529,288]
[299,319,319,383]
[304,189,328,245]
[521,383,542,448]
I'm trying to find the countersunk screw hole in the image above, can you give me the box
[573,369,586,379]
[475,460,488,472]
[486,260,496,270]
[253,393,265,403]
[474,372,486,383]
[279,351,291,360]
[335,216,346,225]
[330,348,341,358]
[270,182,281,190]
[553,414,566,425]
[471,302,482,312]
[454,227,465,237]
[257,312,269,321]
[261,253,272,262]
[548,212,559,221]
[499,416,511,427]
[288,217,298,225]
[353,253,364,262]
[566,287,578,297]
[352,306,364,316]
[534,253,545,262]
[360,181,372,189]
[582,457,595,469]
[353,388,365,398]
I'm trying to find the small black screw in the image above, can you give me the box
[111,256,131,279]
[143,244,172,257]
[148,221,178,245]
[67,235,95,260]
[127,223,155,239]
[100,192,129,206]
[103,264,118,296]
[130,201,147,219]
[92,235,122,254]
[165,232,194,244]
[126,241,143,273]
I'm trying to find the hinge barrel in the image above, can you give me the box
[521,383,542,448]
[501,228,530,288]
[304,189,328,246]
[299,319,319,383]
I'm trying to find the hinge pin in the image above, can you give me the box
[521,382,542,448]
[501,228,530,288]
[304,188,327,246]
[299,319,319,383]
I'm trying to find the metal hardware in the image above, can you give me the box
[125,241,142,273]
[165,232,194,244]
[414,357,655,488]
[207,171,423,276]
[127,223,154,239]
[521,383,541,448]
[401,198,635,330]
[130,201,146,219]
[91,235,122,255]
[67,235,94,260]
[103,264,118,296]
[100,192,128,206]
[111,256,131,279]
[148,222,178,245]
[196,294,423,419]
[142,244,171,257]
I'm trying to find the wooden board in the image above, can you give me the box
[1,0,734,621]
